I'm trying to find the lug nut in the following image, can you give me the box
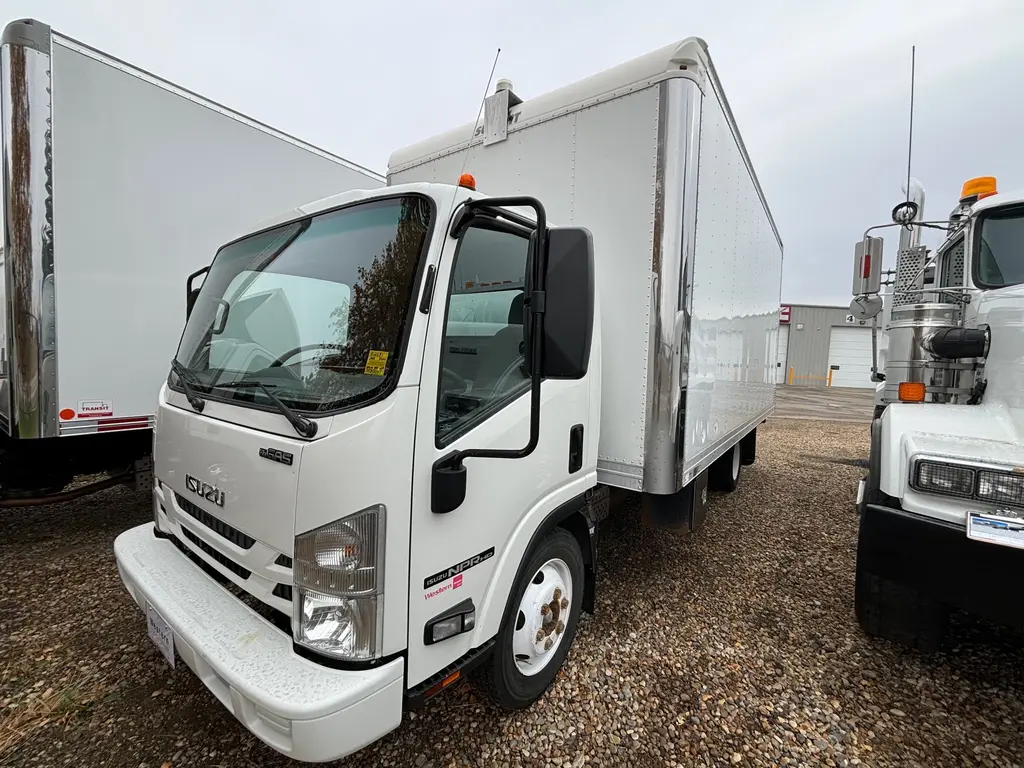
[556,620,565,634]
[541,604,550,616]
[544,638,553,651]
[553,587,562,602]
[560,597,569,610]
[536,629,545,642]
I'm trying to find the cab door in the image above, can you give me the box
[405,212,592,688]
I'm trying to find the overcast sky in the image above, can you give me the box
[9,0,1024,306]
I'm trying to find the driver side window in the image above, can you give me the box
[437,226,530,441]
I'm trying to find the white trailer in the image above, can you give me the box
[0,18,383,504]
[114,37,782,762]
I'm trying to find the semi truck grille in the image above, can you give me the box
[174,493,256,550]
[180,526,252,580]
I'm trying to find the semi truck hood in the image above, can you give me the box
[154,398,308,555]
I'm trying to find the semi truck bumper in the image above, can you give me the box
[858,503,1024,631]
[114,523,404,763]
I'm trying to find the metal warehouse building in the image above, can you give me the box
[776,304,876,389]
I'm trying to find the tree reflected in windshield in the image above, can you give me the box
[174,195,432,413]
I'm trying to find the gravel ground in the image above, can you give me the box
[1,418,1022,767]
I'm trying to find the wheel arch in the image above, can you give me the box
[494,491,599,640]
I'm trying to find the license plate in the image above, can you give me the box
[146,602,175,668]
[967,511,1024,551]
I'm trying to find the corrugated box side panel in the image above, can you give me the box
[49,39,383,425]
[389,87,660,483]
[682,78,782,480]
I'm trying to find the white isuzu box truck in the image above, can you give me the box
[114,37,783,762]
[0,18,383,505]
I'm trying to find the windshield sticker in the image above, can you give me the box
[364,350,389,376]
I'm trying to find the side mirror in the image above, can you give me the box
[431,454,467,514]
[852,236,883,296]
[524,226,596,379]
[186,265,210,320]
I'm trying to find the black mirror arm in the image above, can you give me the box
[434,195,548,475]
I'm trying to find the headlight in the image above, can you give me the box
[913,460,975,498]
[977,470,1024,506]
[293,505,385,661]
[911,459,1024,507]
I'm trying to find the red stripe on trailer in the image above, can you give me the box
[97,417,151,432]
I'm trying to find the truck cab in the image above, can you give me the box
[115,180,601,761]
[854,176,1024,650]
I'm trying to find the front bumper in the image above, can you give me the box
[114,523,404,763]
[858,503,1024,631]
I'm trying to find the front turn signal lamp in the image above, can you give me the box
[898,382,926,402]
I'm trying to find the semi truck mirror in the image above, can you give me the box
[537,226,595,379]
[852,236,883,296]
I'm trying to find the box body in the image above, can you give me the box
[389,38,784,493]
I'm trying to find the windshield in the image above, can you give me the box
[173,195,433,413]
[976,204,1024,289]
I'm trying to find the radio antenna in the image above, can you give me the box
[456,47,501,184]
[904,45,916,210]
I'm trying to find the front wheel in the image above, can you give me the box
[472,527,584,710]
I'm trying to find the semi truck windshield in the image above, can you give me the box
[977,205,1024,289]
[172,195,433,413]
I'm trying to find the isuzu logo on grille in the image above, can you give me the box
[184,474,225,508]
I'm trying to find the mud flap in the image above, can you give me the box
[640,468,710,532]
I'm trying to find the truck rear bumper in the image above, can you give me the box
[114,523,404,763]
[858,503,1024,631]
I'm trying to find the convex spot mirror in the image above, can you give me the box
[525,226,595,380]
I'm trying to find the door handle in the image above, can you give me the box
[568,424,584,474]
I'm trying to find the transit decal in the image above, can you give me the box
[78,399,114,418]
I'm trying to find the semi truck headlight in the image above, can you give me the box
[977,470,1024,506]
[913,461,975,498]
[293,505,384,661]
[911,459,1024,508]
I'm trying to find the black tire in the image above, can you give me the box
[854,567,948,652]
[472,527,584,710]
[740,428,757,466]
[709,442,742,492]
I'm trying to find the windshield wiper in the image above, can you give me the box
[214,379,318,438]
[169,359,207,412]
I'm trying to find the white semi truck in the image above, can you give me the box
[114,38,783,762]
[854,174,1024,651]
[0,18,383,506]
